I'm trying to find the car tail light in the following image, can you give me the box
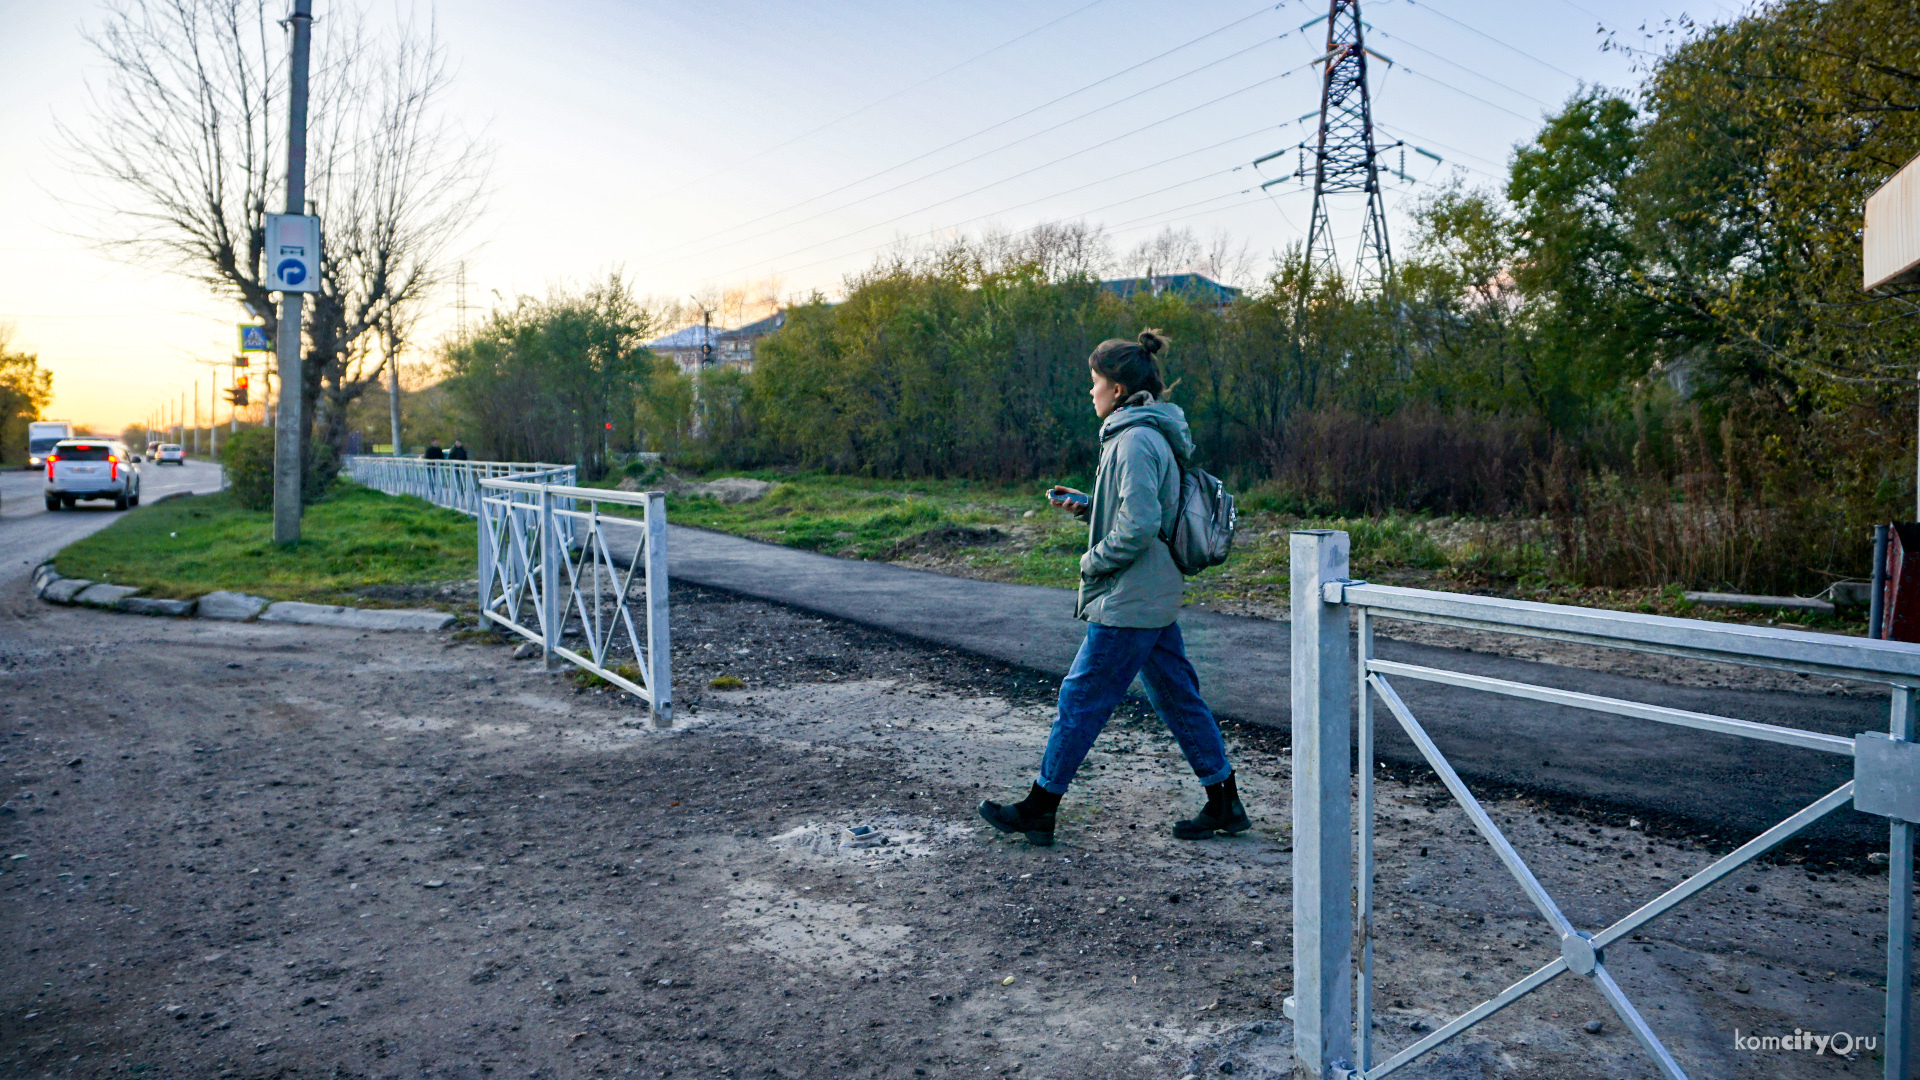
[45,454,57,482]
[109,455,119,481]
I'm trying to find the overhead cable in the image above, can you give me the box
[1400,0,1581,81]
[700,63,1312,281]
[639,0,1302,265]
[1366,27,1554,107]
[650,34,1296,271]
[647,0,1117,201]
[1396,66,1539,123]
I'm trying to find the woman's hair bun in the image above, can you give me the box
[1137,329,1167,355]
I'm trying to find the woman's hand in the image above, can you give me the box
[1049,485,1090,519]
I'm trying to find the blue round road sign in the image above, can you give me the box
[277,259,307,286]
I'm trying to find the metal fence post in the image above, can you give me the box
[541,484,561,670]
[476,488,493,624]
[645,491,673,728]
[1291,529,1354,1079]
[1888,686,1915,1080]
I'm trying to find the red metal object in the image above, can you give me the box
[1883,523,1920,642]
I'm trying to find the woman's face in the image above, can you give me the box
[1090,370,1127,418]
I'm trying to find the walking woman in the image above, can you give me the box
[979,330,1247,847]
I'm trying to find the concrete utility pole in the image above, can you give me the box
[192,379,200,455]
[209,371,219,459]
[272,0,314,544]
[386,335,403,456]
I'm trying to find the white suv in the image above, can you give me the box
[45,439,141,511]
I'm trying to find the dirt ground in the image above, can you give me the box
[0,582,1907,1079]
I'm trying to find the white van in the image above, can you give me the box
[26,420,74,469]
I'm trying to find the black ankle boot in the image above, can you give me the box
[1174,771,1251,839]
[978,783,1059,847]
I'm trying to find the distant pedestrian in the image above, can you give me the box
[447,440,469,461]
[979,330,1245,847]
[423,440,444,460]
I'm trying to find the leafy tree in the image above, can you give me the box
[442,275,656,478]
[0,327,53,466]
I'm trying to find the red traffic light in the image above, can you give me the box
[605,422,613,430]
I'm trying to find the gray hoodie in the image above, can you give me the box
[1075,394,1194,627]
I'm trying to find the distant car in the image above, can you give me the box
[44,439,141,511]
[156,444,185,465]
[145,441,161,460]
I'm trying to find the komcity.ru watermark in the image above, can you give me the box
[1734,1028,1878,1055]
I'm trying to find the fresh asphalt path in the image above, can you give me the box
[1,457,225,581]
[652,524,1889,851]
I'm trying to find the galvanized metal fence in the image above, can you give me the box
[343,455,576,516]
[1288,529,1917,1080]
[477,477,671,726]
[344,455,671,726]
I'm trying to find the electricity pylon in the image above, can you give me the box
[1304,0,1392,293]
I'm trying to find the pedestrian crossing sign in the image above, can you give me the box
[239,325,271,352]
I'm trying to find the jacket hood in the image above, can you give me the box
[1099,397,1194,462]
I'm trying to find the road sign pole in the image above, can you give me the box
[272,0,313,545]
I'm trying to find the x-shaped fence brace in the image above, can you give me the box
[476,478,672,726]
[1287,529,1917,1080]
[1358,661,1856,1078]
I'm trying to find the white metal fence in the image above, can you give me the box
[344,455,672,726]
[343,456,576,516]
[1288,529,1917,1080]
[477,478,671,726]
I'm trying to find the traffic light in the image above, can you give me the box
[228,375,249,407]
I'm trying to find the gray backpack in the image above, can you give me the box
[1164,463,1237,576]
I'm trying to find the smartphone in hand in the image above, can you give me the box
[1047,487,1089,509]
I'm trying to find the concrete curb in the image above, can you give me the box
[259,601,455,632]
[31,564,453,630]
[196,590,269,620]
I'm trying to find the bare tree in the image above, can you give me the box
[61,0,488,466]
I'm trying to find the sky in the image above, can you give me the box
[0,0,1743,433]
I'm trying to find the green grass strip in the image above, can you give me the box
[53,482,478,605]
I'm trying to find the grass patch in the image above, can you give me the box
[626,466,1859,630]
[54,483,477,606]
[644,469,1559,596]
[572,662,644,690]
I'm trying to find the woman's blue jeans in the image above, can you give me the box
[1035,622,1231,794]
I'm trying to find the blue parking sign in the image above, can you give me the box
[239,324,271,352]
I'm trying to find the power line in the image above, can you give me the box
[646,0,1117,201]
[1372,122,1506,179]
[719,148,1277,285]
[1104,190,1267,238]
[1399,0,1581,81]
[1397,65,1539,123]
[642,6,1302,268]
[1366,27,1554,107]
[700,64,1312,282]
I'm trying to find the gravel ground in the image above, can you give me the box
[0,582,1906,1079]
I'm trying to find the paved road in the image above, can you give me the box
[658,524,1893,851]
[1,458,225,581]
